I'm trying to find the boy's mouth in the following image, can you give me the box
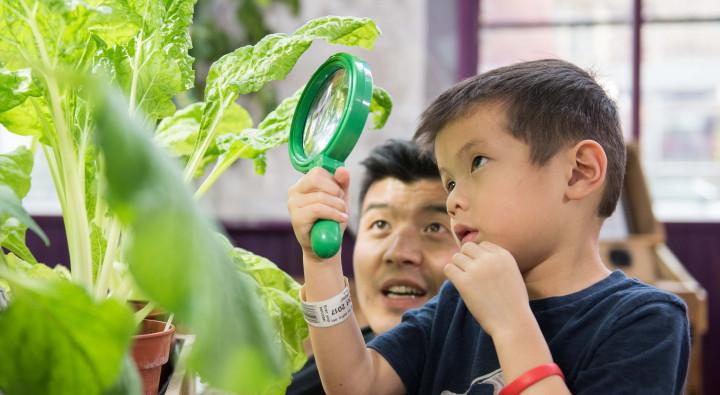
[453,224,479,244]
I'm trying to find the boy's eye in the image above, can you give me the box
[471,156,488,171]
[370,220,389,230]
[446,180,455,192]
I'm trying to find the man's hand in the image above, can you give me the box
[287,167,351,260]
[444,241,533,337]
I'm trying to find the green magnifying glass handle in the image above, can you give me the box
[310,219,341,258]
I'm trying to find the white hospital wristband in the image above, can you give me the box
[300,278,353,328]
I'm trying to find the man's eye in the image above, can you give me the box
[370,220,389,230]
[424,223,446,233]
[446,180,455,192]
[472,156,488,171]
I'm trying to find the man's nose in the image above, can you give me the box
[382,228,422,266]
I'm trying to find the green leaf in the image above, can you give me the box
[2,253,69,283]
[95,0,196,120]
[193,16,381,174]
[1,218,38,264]
[0,274,136,395]
[155,101,253,159]
[222,238,308,373]
[0,97,52,141]
[102,354,142,395]
[370,87,392,129]
[206,83,392,181]
[0,145,33,199]
[0,145,40,258]
[90,221,107,281]
[93,84,286,394]
[0,1,140,70]
[204,14,380,105]
[211,90,301,178]
[0,185,48,245]
[0,67,41,112]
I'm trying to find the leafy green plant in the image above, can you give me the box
[190,0,301,113]
[0,1,392,394]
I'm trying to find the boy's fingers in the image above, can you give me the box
[460,241,482,258]
[308,167,331,177]
[334,168,351,197]
[303,203,349,224]
[296,172,344,197]
[451,252,471,271]
[443,263,464,284]
[294,192,347,213]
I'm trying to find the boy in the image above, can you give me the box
[287,59,689,394]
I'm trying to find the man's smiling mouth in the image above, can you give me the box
[382,284,427,298]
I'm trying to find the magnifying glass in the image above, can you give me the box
[289,52,373,259]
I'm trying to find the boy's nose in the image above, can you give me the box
[446,189,466,218]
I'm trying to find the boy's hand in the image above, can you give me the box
[444,241,533,337]
[287,167,350,260]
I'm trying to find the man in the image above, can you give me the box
[287,139,458,394]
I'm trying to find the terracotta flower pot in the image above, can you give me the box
[132,319,175,395]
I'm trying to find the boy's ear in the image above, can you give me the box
[565,140,607,201]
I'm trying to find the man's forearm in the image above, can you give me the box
[303,253,376,395]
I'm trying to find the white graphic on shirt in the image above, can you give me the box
[440,368,504,395]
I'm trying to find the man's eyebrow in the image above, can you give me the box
[422,204,448,215]
[362,203,390,214]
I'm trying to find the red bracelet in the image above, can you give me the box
[498,363,565,395]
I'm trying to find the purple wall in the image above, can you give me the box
[25,217,356,277]
[665,222,720,394]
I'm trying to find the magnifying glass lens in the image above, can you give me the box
[303,69,348,158]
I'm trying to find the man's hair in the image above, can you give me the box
[358,139,441,209]
[414,59,626,218]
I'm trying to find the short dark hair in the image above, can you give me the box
[358,139,441,209]
[414,59,626,217]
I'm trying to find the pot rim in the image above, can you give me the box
[134,319,176,340]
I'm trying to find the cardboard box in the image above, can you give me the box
[600,144,708,395]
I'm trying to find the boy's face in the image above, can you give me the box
[434,102,569,272]
[353,177,457,334]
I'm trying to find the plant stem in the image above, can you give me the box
[49,81,93,288]
[194,145,251,199]
[96,31,147,298]
[41,145,68,217]
[134,301,155,326]
[183,97,233,182]
[23,1,93,288]
[94,218,121,299]
[164,314,174,331]
[128,31,144,115]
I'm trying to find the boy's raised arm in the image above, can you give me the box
[288,167,405,395]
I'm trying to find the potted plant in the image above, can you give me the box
[0,2,391,394]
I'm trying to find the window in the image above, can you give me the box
[477,0,720,221]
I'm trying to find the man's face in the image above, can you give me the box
[353,177,457,334]
[434,102,569,272]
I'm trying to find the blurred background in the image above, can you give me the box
[1,0,717,393]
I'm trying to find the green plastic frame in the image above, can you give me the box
[289,52,373,173]
[288,53,373,259]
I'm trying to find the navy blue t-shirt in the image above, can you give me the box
[367,271,690,395]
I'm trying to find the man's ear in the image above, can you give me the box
[565,140,607,201]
